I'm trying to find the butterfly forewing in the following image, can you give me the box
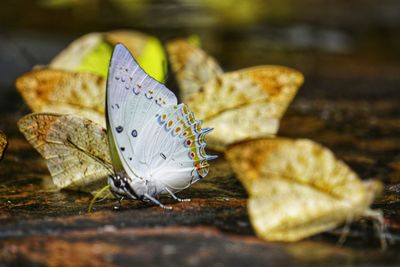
[225,138,383,241]
[106,44,177,177]
[18,113,113,195]
[167,39,223,101]
[107,44,179,178]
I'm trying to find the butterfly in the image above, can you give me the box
[225,138,384,242]
[18,113,112,196]
[16,31,167,127]
[16,70,107,127]
[49,30,166,81]
[105,44,217,208]
[167,39,304,151]
[0,130,7,161]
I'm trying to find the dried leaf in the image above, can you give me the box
[18,113,113,195]
[226,138,383,242]
[167,40,303,151]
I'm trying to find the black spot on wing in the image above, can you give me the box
[116,126,123,133]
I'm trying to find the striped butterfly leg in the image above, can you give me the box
[111,191,125,210]
[144,193,172,210]
[165,187,191,202]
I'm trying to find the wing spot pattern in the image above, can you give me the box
[116,126,123,133]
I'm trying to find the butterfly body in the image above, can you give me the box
[106,44,216,206]
[108,170,156,200]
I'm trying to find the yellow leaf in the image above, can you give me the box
[225,138,383,242]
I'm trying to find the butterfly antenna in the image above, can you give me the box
[363,208,391,251]
[337,213,354,246]
[88,184,111,212]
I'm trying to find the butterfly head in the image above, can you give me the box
[108,171,156,200]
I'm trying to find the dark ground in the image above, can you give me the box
[0,1,399,266]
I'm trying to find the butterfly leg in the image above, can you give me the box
[165,187,191,202]
[144,193,172,210]
[111,191,124,210]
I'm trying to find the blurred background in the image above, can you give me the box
[0,0,399,111]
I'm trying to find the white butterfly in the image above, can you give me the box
[106,44,217,208]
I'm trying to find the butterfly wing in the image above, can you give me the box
[107,44,216,192]
[135,104,215,192]
[186,66,304,150]
[201,103,280,151]
[167,39,223,101]
[106,44,178,179]
[18,113,113,195]
[226,138,382,241]
[0,130,7,161]
[16,69,106,126]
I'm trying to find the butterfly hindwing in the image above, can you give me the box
[167,39,223,101]
[186,66,303,121]
[135,104,214,191]
[16,69,106,126]
[18,113,112,195]
[167,39,304,151]
[185,66,303,150]
[225,138,383,241]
